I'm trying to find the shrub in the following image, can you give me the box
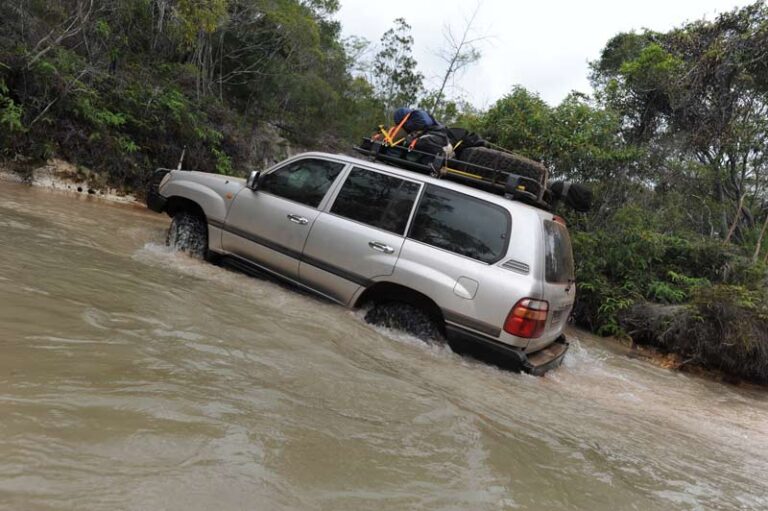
[620,286,768,382]
[571,204,761,336]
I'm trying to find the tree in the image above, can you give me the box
[479,86,552,162]
[372,18,423,117]
[591,2,768,242]
[427,3,484,115]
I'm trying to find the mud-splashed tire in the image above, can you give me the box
[166,212,207,259]
[365,302,445,344]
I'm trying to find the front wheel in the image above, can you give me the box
[365,302,445,343]
[166,211,207,259]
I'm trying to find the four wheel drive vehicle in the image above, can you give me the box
[146,152,575,375]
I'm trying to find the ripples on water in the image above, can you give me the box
[1,183,767,511]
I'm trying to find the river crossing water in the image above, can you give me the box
[1,182,767,510]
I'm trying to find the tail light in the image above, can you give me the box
[504,298,549,338]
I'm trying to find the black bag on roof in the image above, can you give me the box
[549,181,592,212]
[446,128,487,155]
[412,130,451,155]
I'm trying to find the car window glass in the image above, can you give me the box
[330,167,420,234]
[260,158,344,208]
[409,185,509,263]
[544,220,575,283]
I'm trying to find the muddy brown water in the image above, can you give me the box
[1,182,767,511]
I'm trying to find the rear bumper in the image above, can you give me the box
[446,325,569,376]
[146,169,171,213]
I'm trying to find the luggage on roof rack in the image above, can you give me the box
[354,137,552,210]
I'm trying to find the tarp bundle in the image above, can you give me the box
[549,181,593,213]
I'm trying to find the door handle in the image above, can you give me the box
[368,241,394,254]
[287,214,309,225]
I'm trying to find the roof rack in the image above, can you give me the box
[354,138,551,210]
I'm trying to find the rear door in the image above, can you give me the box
[539,219,576,341]
[300,166,421,304]
[222,157,346,279]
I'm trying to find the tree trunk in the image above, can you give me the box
[754,213,768,262]
[724,193,746,244]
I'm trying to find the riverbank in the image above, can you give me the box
[0,159,140,205]
[593,328,764,388]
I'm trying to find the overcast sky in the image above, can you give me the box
[335,0,754,107]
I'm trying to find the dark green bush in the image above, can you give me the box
[620,286,768,382]
[571,204,765,337]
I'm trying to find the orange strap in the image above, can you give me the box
[387,112,411,146]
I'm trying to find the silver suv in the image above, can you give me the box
[146,152,574,375]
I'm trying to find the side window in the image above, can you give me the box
[409,185,510,263]
[330,167,420,235]
[260,158,345,208]
[544,220,575,283]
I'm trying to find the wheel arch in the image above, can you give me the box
[165,196,207,222]
[162,180,228,221]
[355,282,445,332]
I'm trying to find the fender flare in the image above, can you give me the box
[163,179,228,223]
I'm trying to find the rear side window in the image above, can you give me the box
[409,185,510,263]
[544,220,575,283]
[260,158,345,208]
[330,167,420,234]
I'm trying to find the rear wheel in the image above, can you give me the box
[166,211,207,259]
[365,302,445,343]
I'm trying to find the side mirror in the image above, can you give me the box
[246,170,261,191]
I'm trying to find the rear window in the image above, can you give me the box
[409,185,510,263]
[330,167,420,235]
[544,220,574,283]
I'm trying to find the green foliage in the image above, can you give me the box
[175,0,229,46]
[75,97,128,129]
[94,19,111,38]
[647,280,687,304]
[681,284,768,381]
[0,79,24,133]
[569,202,758,336]
[117,136,139,154]
[479,87,642,182]
[591,2,768,245]
[373,18,424,114]
[212,147,233,175]
[693,284,766,314]
[480,86,551,161]
[618,43,684,89]
[0,0,387,189]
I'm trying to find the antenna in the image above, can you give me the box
[176,146,187,171]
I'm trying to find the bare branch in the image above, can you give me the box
[430,1,486,112]
[26,0,95,69]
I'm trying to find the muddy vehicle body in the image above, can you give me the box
[147,151,575,375]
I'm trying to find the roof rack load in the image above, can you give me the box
[354,137,552,210]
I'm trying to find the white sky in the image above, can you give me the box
[335,0,754,107]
